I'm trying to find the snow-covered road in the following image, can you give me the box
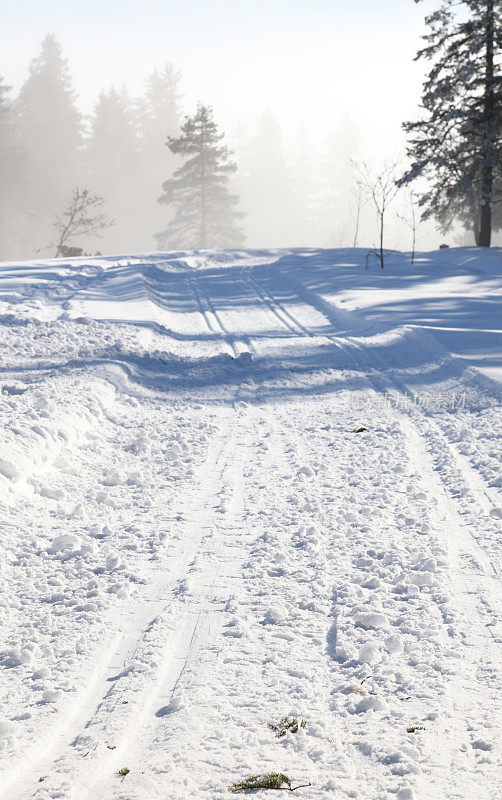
[0,248,500,800]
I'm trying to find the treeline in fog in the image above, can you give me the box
[1,0,501,261]
[0,34,183,259]
[0,34,379,259]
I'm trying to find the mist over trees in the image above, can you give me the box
[87,87,141,253]
[0,10,500,261]
[239,111,296,247]
[0,77,23,257]
[0,36,185,260]
[139,65,183,245]
[157,104,244,249]
[15,34,82,257]
[0,34,380,260]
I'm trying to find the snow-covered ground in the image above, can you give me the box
[0,247,500,800]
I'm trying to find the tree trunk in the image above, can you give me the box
[478,201,491,246]
[478,0,495,248]
[200,122,207,249]
[352,191,361,248]
[352,207,360,249]
[468,190,481,245]
[379,212,384,268]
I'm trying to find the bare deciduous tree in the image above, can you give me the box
[397,188,421,265]
[354,160,400,269]
[52,187,113,257]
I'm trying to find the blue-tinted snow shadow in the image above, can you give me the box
[1,246,500,404]
[2,336,498,408]
[0,345,369,405]
[262,248,502,374]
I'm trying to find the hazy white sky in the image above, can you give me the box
[1,0,436,157]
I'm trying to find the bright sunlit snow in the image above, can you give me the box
[0,247,501,800]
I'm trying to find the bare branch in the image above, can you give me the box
[397,187,422,264]
[52,188,114,257]
[352,159,401,268]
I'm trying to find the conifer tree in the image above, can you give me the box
[318,116,362,247]
[16,33,82,253]
[0,77,23,258]
[401,1,502,247]
[86,87,141,252]
[240,111,294,247]
[157,104,244,249]
[140,64,182,160]
[138,64,182,246]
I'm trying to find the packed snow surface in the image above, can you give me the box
[0,247,500,800]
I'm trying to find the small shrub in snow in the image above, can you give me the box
[230,773,310,792]
[268,716,306,738]
[117,767,130,776]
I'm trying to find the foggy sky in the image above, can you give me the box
[2,0,483,255]
[3,0,436,159]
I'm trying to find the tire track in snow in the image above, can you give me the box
[75,412,254,800]
[241,266,310,338]
[2,272,259,800]
[2,407,250,800]
[400,419,502,798]
[246,262,500,542]
[241,264,368,373]
[99,407,259,800]
[243,260,502,796]
[276,265,502,522]
[188,272,256,360]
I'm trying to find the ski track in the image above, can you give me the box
[0,249,500,800]
[240,261,502,798]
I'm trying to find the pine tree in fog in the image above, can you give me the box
[401,0,502,247]
[140,64,182,162]
[240,111,294,247]
[137,64,182,246]
[319,116,362,247]
[289,126,319,246]
[157,104,244,249]
[87,87,141,252]
[0,77,23,258]
[15,34,82,255]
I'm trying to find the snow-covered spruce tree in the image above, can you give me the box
[401,0,502,247]
[156,104,245,249]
